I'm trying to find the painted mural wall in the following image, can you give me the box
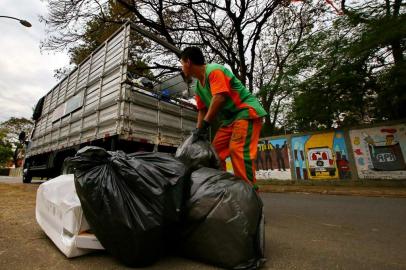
[291,131,351,180]
[225,137,292,180]
[224,121,406,181]
[349,124,406,179]
[255,137,291,180]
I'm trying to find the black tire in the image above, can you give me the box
[310,169,316,176]
[61,157,75,175]
[22,171,32,184]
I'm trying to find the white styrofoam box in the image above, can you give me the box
[75,232,103,249]
[35,174,104,258]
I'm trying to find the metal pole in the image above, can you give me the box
[0,15,31,27]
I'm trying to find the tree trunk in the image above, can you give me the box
[391,40,404,66]
[391,0,404,65]
[263,115,272,137]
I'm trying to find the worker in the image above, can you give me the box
[180,47,267,190]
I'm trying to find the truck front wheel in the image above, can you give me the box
[22,169,32,184]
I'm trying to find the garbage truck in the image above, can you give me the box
[22,22,197,183]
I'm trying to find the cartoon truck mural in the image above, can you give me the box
[306,147,336,177]
[292,131,351,180]
[303,132,341,180]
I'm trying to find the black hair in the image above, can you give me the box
[180,47,205,65]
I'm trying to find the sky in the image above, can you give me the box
[0,0,70,123]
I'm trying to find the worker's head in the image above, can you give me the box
[180,47,205,79]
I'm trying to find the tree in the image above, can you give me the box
[255,1,326,136]
[42,0,156,80]
[0,117,33,167]
[42,0,285,90]
[340,0,406,120]
[0,130,13,168]
[286,0,405,131]
[287,21,375,130]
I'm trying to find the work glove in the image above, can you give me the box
[192,120,210,142]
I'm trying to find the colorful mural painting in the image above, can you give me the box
[291,131,351,180]
[255,137,291,180]
[224,121,406,181]
[225,137,292,180]
[349,124,406,179]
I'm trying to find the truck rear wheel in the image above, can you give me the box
[61,157,75,175]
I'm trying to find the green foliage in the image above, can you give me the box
[67,0,153,79]
[0,117,33,167]
[287,0,405,131]
[256,1,322,136]
[345,3,406,120]
[0,117,33,146]
[69,1,129,65]
[0,130,13,167]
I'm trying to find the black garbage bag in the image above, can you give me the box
[69,146,186,266]
[175,133,220,171]
[180,167,266,269]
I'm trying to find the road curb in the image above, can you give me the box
[259,185,406,198]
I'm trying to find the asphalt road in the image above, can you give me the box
[0,178,405,270]
[265,193,406,270]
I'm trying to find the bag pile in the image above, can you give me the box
[175,133,221,171]
[179,167,265,269]
[68,133,265,269]
[69,146,186,266]
[176,135,265,269]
